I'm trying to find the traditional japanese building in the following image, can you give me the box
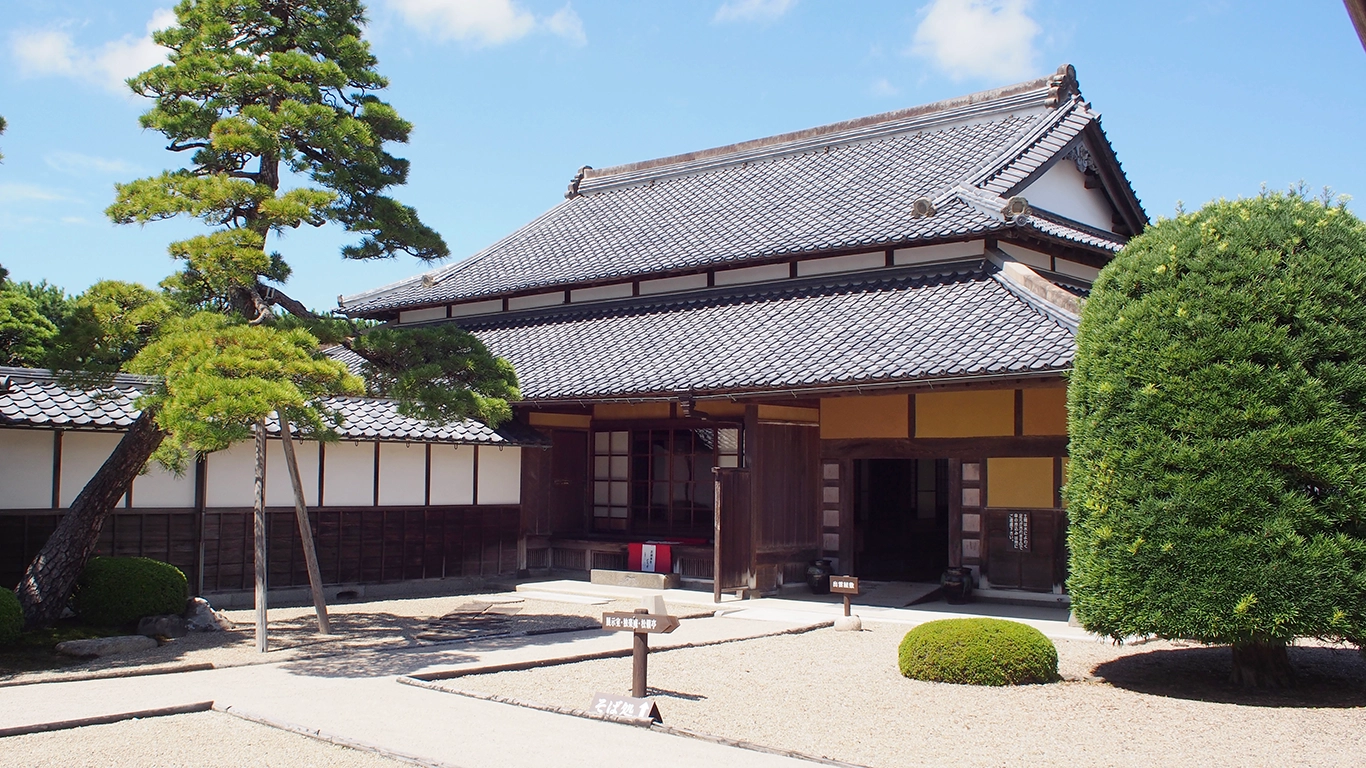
[0,365,539,597]
[341,65,1145,596]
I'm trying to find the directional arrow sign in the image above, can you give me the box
[601,612,680,634]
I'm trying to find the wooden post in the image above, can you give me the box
[713,471,723,604]
[280,419,331,635]
[632,608,648,698]
[843,593,851,617]
[253,419,268,653]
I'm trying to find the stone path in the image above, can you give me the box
[0,611,834,768]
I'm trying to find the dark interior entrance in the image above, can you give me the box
[854,459,949,581]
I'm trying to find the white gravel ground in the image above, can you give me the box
[445,622,1366,768]
[1,711,406,767]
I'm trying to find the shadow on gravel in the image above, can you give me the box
[275,607,602,679]
[1094,644,1366,708]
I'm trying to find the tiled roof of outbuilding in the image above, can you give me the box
[343,65,1141,317]
[0,367,533,445]
[460,262,1077,402]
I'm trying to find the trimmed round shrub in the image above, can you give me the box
[898,618,1058,686]
[72,557,187,627]
[1066,191,1366,675]
[0,589,22,645]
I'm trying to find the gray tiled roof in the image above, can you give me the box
[0,367,528,445]
[343,68,1139,317]
[460,263,1076,402]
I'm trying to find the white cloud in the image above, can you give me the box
[909,0,1040,82]
[713,0,797,24]
[0,182,80,204]
[9,9,174,95]
[45,151,142,176]
[545,4,586,46]
[12,29,78,77]
[387,0,538,46]
[870,78,900,97]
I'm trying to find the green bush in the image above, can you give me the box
[1066,191,1366,659]
[0,589,22,645]
[897,618,1058,685]
[71,557,187,627]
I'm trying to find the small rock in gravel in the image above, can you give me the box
[184,597,233,632]
[56,635,158,658]
[138,615,189,638]
[833,615,863,631]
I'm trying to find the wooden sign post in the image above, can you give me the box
[601,608,680,698]
[830,575,860,617]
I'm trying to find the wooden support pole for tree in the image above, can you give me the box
[253,419,268,653]
[280,418,331,635]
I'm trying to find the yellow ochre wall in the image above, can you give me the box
[1022,388,1067,436]
[986,457,1056,508]
[819,395,909,439]
[528,412,592,429]
[915,390,1014,438]
[758,405,820,423]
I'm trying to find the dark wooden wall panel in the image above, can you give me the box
[751,423,820,550]
[2,505,521,594]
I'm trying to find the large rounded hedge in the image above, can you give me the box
[1066,192,1366,672]
[0,589,22,645]
[898,618,1058,685]
[71,557,187,627]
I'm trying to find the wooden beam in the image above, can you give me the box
[821,436,1068,460]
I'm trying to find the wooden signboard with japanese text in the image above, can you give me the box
[830,576,860,595]
[601,612,680,634]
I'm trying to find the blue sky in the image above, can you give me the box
[1,0,1362,311]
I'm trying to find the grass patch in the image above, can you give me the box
[0,619,129,676]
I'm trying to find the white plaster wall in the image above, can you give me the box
[398,306,447,324]
[449,300,502,318]
[0,428,54,509]
[477,446,521,505]
[796,251,885,276]
[429,444,475,505]
[639,274,707,295]
[59,431,124,508]
[997,242,1052,270]
[379,442,427,506]
[323,441,375,507]
[266,440,319,507]
[507,291,565,311]
[206,441,257,508]
[1055,258,1101,282]
[132,460,195,508]
[570,283,634,302]
[893,240,985,266]
[714,263,790,286]
[1020,157,1116,231]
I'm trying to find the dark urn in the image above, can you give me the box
[806,559,833,595]
[941,567,974,604]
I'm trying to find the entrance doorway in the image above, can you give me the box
[853,459,949,581]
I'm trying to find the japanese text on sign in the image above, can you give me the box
[1008,512,1031,552]
[587,692,661,724]
[604,614,657,631]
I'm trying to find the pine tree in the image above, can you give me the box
[16,1,517,628]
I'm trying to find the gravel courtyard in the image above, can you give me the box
[443,622,1366,768]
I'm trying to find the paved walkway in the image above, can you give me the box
[517,580,1091,642]
[0,612,831,768]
